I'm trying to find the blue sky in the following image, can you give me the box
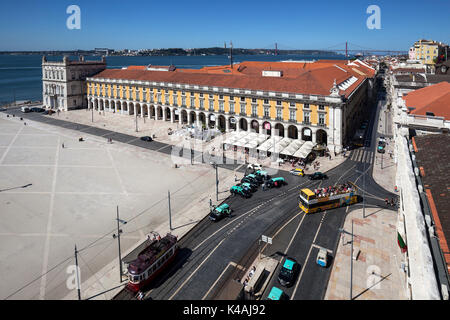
[0,0,448,51]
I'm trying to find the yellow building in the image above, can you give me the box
[86,60,376,152]
[414,39,448,65]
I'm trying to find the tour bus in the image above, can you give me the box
[299,182,359,214]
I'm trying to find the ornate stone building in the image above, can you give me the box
[86,60,376,152]
[42,55,106,111]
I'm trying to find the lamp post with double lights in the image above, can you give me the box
[112,206,127,282]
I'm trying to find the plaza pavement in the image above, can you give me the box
[0,113,240,300]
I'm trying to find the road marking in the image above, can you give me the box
[0,125,24,164]
[290,210,327,300]
[201,261,244,300]
[311,244,333,254]
[39,136,60,300]
[169,238,225,300]
[283,213,307,255]
[334,164,356,187]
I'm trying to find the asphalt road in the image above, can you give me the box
[2,93,396,300]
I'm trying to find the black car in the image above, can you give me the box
[140,136,153,142]
[309,172,328,180]
[241,176,258,185]
[31,107,45,113]
[277,257,300,287]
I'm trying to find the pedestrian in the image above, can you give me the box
[62,143,65,149]
[384,198,389,206]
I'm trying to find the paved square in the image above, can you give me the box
[0,116,219,300]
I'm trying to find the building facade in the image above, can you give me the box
[42,56,106,111]
[86,60,376,153]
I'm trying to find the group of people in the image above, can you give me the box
[385,198,397,207]
[314,183,354,198]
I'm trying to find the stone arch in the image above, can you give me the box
[229,117,237,131]
[217,115,226,131]
[180,109,188,124]
[239,118,248,131]
[250,120,260,133]
[288,125,299,139]
[189,111,197,125]
[316,129,327,145]
[262,121,271,136]
[274,123,284,137]
[301,127,312,141]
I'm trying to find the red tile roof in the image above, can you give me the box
[92,60,373,98]
[404,82,450,119]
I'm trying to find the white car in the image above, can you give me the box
[247,163,262,171]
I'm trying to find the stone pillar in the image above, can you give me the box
[284,127,288,138]
[133,104,137,117]
[196,113,201,128]
[179,111,183,125]
[163,107,167,121]
[225,116,230,132]
[140,105,144,118]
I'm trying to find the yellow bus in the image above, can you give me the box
[299,182,359,214]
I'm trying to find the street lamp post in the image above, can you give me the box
[113,206,127,283]
[356,168,366,218]
[339,221,356,300]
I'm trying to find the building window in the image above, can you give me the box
[252,105,257,116]
[252,98,257,103]
[289,110,296,121]
[277,100,282,106]
[264,107,270,118]
[277,108,282,119]
[230,102,235,114]
[264,99,269,105]
[304,111,310,123]
[219,95,224,100]
[182,97,186,106]
[240,103,246,114]
[304,103,310,109]
[290,102,295,108]
[241,96,245,102]
[219,101,224,112]
[318,105,325,110]
[209,99,214,110]
[200,93,203,97]
[199,99,204,109]
[190,97,195,108]
[319,113,325,125]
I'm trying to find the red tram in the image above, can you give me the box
[126,233,178,292]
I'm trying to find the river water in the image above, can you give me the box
[0,53,346,104]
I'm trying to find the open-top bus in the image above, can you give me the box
[299,182,359,214]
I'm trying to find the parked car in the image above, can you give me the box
[309,172,328,180]
[247,163,262,172]
[377,145,385,153]
[266,177,286,188]
[278,257,300,287]
[241,175,259,185]
[230,186,251,198]
[209,203,231,222]
[316,248,328,268]
[267,286,288,300]
[255,170,269,180]
[240,182,257,192]
[21,107,30,113]
[140,136,153,142]
[290,168,305,176]
[30,107,45,113]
